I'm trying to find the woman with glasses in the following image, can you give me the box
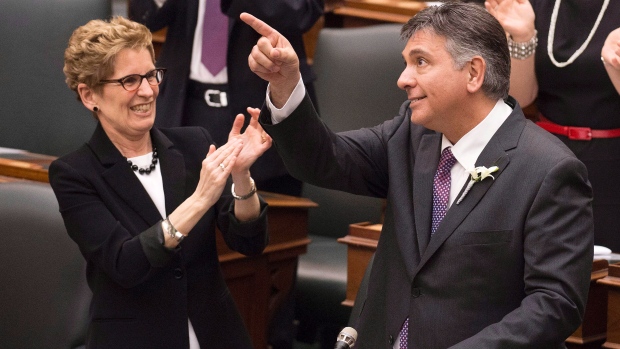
[49,16,271,349]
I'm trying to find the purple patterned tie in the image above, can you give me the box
[398,318,409,349]
[399,147,456,348]
[201,0,228,76]
[431,147,457,236]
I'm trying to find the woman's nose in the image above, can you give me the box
[136,78,155,96]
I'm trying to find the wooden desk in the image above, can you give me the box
[330,0,427,27]
[597,263,620,349]
[337,221,381,306]
[567,259,609,349]
[339,222,611,348]
[216,191,315,348]
[0,151,54,183]
[0,153,316,349]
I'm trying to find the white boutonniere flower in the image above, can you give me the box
[456,166,499,205]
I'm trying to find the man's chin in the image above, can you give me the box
[409,111,430,127]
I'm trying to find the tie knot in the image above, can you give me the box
[438,147,457,172]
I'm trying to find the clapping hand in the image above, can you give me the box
[194,139,242,208]
[227,107,272,176]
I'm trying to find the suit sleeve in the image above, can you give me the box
[260,93,392,198]
[450,156,594,348]
[219,197,269,256]
[49,159,175,288]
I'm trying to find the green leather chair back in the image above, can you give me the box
[0,181,90,349]
[0,0,111,156]
[303,24,406,239]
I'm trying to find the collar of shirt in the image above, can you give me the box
[441,99,513,206]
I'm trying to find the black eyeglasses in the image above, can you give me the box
[99,68,167,91]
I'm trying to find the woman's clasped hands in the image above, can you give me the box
[193,107,271,208]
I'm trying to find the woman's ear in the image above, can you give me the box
[77,83,98,112]
[466,56,486,93]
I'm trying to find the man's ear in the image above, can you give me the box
[77,83,98,112]
[466,56,485,93]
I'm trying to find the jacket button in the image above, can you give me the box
[388,335,394,345]
[173,268,183,279]
[411,287,421,298]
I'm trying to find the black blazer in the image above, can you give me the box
[261,94,594,348]
[129,0,324,186]
[49,124,269,349]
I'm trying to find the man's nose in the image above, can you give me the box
[397,67,415,91]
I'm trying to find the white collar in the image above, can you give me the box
[441,99,512,170]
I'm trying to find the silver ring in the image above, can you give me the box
[219,163,225,171]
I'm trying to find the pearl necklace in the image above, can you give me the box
[547,0,609,68]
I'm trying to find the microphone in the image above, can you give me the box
[334,326,358,349]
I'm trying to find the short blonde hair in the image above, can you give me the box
[63,16,155,100]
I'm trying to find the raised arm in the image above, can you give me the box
[486,0,539,107]
[226,108,272,222]
[165,139,243,249]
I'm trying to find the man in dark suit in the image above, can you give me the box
[129,0,323,196]
[241,2,594,348]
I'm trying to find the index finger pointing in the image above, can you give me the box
[240,13,279,43]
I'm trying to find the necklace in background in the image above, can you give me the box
[547,0,609,68]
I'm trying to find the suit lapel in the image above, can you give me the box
[413,133,441,255]
[418,142,510,268]
[413,101,525,274]
[389,121,429,277]
[151,128,187,216]
[88,124,171,228]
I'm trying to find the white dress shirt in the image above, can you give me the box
[156,0,228,84]
[189,0,228,84]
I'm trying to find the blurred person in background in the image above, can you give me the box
[487,0,620,251]
[129,0,324,197]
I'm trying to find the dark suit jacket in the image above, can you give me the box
[260,94,594,348]
[129,0,324,187]
[49,124,269,349]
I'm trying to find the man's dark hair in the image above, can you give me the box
[401,1,510,100]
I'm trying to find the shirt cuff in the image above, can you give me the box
[266,77,306,125]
